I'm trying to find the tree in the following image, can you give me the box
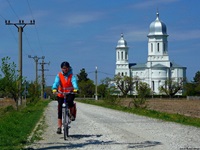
[131,82,151,108]
[159,78,184,98]
[0,57,23,108]
[114,75,136,96]
[76,68,95,97]
[193,71,200,84]
[97,77,112,98]
[78,80,95,97]
[77,68,89,82]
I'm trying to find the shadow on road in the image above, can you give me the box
[25,134,162,150]
[69,134,102,139]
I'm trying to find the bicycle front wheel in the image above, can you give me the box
[63,108,69,140]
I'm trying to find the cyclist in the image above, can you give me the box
[52,61,79,134]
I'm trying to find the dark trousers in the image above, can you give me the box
[57,94,75,119]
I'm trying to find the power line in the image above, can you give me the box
[6,0,20,19]
[26,0,44,56]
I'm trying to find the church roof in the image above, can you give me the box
[116,33,128,48]
[148,12,168,36]
[130,63,146,69]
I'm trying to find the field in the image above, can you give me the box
[1,98,200,118]
[122,98,200,118]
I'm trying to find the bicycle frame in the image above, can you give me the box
[57,89,75,140]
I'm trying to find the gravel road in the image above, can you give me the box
[27,101,200,150]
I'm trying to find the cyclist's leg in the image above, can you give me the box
[66,94,76,120]
[57,96,64,133]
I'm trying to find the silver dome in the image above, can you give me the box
[148,12,168,36]
[117,33,128,48]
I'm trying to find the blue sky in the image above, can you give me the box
[0,0,199,86]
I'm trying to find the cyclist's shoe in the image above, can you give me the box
[57,128,62,134]
[70,115,75,121]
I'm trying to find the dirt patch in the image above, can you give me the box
[121,98,200,118]
[0,98,16,108]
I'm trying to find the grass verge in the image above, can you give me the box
[0,100,50,149]
[77,99,200,128]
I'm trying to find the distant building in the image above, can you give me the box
[115,12,186,95]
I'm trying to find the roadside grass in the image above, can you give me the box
[77,99,200,128]
[0,100,50,150]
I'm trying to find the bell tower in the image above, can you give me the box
[115,33,130,76]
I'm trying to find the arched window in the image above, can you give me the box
[151,43,153,52]
[152,81,155,91]
[118,52,120,60]
[163,43,165,52]
[125,52,127,60]
[121,52,123,60]
[157,43,159,52]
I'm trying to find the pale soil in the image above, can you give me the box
[121,98,200,118]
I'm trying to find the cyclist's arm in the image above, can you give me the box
[52,74,60,90]
[71,75,79,90]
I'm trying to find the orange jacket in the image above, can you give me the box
[57,72,74,98]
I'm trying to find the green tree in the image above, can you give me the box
[77,68,89,82]
[76,68,96,97]
[131,82,151,108]
[78,80,95,97]
[0,57,23,108]
[183,82,196,96]
[193,71,200,84]
[98,77,112,98]
[159,78,184,98]
[114,75,136,96]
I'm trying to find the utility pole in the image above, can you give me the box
[5,20,35,105]
[95,66,98,100]
[39,57,50,99]
[28,55,44,84]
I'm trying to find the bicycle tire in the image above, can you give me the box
[63,108,68,140]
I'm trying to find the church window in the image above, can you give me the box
[118,52,120,60]
[152,81,155,91]
[151,43,153,52]
[157,43,159,52]
[163,43,166,52]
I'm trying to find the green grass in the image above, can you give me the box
[77,99,200,128]
[0,100,50,150]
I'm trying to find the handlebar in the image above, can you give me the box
[52,89,78,95]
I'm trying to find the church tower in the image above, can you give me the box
[115,33,130,76]
[147,12,170,68]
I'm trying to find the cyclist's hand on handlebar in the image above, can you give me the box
[73,89,79,93]
[52,89,57,94]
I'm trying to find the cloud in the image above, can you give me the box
[62,12,104,26]
[170,30,200,41]
[130,0,179,9]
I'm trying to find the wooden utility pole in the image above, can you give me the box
[5,20,35,105]
[39,57,50,99]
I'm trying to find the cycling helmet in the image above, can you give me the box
[61,61,70,68]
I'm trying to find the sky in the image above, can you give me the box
[0,0,200,86]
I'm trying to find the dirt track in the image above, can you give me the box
[26,101,200,150]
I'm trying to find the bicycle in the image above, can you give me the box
[56,89,77,140]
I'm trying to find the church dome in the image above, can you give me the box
[148,12,168,36]
[116,33,128,48]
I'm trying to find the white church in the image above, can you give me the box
[115,12,187,95]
